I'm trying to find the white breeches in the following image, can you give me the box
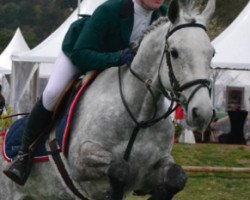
[42,50,80,111]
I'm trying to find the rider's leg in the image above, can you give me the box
[3,50,80,185]
[42,51,80,111]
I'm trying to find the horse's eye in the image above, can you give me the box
[212,50,216,57]
[170,49,178,58]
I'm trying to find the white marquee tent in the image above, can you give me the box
[211,1,250,70]
[11,0,106,113]
[0,28,30,75]
[12,0,106,64]
[0,28,30,106]
[211,1,250,112]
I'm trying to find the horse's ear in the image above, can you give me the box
[168,0,180,24]
[200,0,216,26]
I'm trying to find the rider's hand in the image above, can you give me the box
[119,48,136,66]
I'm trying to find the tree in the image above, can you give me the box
[0,0,76,51]
[0,29,14,52]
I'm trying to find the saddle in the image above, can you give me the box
[53,70,99,126]
[2,71,99,162]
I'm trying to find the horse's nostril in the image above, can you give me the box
[192,107,199,118]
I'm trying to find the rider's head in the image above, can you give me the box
[135,0,164,11]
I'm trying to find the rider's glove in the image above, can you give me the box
[119,48,136,66]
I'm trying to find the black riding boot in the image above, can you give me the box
[3,98,53,185]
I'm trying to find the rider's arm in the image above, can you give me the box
[69,3,127,74]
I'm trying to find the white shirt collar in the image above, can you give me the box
[134,0,153,17]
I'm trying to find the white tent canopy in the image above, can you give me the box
[211,2,250,70]
[10,0,107,113]
[0,28,29,105]
[12,0,106,64]
[0,28,29,74]
[12,0,107,79]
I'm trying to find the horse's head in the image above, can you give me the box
[161,0,216,131]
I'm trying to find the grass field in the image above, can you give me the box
[128,143,250,200]
[1,136,250,200]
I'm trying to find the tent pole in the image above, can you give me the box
[212,73,215,108]
[77,0,81,19]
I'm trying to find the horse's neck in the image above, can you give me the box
[121,70,164,121]
[121,23,169,120]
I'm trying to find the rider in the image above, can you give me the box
[3,0,168,185]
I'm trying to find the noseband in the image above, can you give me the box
[158,22,212,109]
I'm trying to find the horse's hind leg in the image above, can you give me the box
[142,157,187,200]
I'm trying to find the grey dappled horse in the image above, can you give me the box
[0,0,215,199]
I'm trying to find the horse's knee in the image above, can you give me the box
[79,141,112,166]
[71,141,112,181]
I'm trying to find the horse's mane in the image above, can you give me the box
[137,1,200,39]
[141,16,169,39]
[131,1,200,49]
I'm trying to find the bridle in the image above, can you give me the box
[119,22,212,162]
[158,22,212,110]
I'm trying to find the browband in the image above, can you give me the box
[166,23,207,39]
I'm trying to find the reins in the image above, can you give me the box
[121,22,212,162]
[119,66,177,161]
[1,113,29,119]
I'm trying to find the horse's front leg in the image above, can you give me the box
[71,141,134,199]
[71,141,113,181]
[143,157,187,200]
[107,160,132,200]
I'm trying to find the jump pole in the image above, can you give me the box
[183,166,250,173]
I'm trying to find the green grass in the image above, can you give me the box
[174,175,250,200]
[129,144,250,200]
[173,144,250,167]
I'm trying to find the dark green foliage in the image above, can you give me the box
[0,29,14,50]
[0,0,76,51]
[196,0,249,39]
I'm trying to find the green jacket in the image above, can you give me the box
[62,0,168,74]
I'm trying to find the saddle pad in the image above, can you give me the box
[2,117,50,162]
[2,112,71,163]
[2,73,98,163]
